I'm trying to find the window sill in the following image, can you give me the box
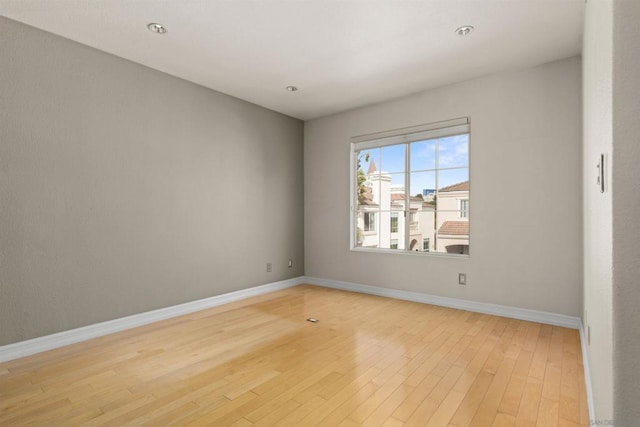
[350,247,469,259]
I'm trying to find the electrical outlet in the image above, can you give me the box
[458,273,467,285]
[288,259,292,268]
[266,262,272,273]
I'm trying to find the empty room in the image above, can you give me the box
[0,0,638,426]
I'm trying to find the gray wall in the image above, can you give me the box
[582,0,614,421]
[0,17,304,346]
[582,1,640,423]
[305,57,583,316]
[612,1,640,424]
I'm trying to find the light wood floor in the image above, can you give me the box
[0,285,589,426]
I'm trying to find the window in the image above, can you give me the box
[390,213,398,233]
[351,118,469,255]
[460,199,469,218]
[363,212,376,232]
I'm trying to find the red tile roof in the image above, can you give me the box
[439,181,469,192]
[438,221,469,235]
[391,194,424,202]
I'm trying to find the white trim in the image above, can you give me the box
[302,276,582,329]
[350,246,469,259]
[349,147,357,250]
[579,322,596,421]
[350,120,471,258]
[0,276,585,368]
[0,277,304,363]
[351,117,469,146]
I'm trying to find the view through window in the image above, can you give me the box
[352,120,469,255]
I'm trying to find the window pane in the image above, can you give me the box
[387,172,406,211]
[359,210,402,250]
[434,208,469,253]
[389,209,405,249]
[356,148,379,178]
[409,171,436,248]
[378,210,399,249]
[354,210,361,247]
[438,168,469,191]
[406,207,435,253]
[436,172,468,212]
[410,140,436,172]
[360,148,381,192]
[438,134,469,168]
[410,171,436,202]
[356,209,379,248]
[356,148,381,211]
[380,144,405,174]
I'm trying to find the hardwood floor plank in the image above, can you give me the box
[360,384,414,427]
[514,379,543,426]
[347,373,406,423]
[469,321,524,426]
[274,395,326,427]
[492,412,516,427]
[382,417,405,427]
[251,398,300,427]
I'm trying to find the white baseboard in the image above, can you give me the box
[301,276,582,329]
[1,275,584,366]
[0,277,304,363]
[1,275,593,420]
[579,322,596,422]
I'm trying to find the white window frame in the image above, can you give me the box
[349,117,470,257]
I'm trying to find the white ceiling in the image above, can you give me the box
[0,1,584,120]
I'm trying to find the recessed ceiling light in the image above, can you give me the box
[286,86,298,92]
[455,26,474,36]
[147,23,167,34]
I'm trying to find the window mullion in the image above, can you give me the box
[404,143,410,251]
[377,154,382,248]
[434,140,439,252]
